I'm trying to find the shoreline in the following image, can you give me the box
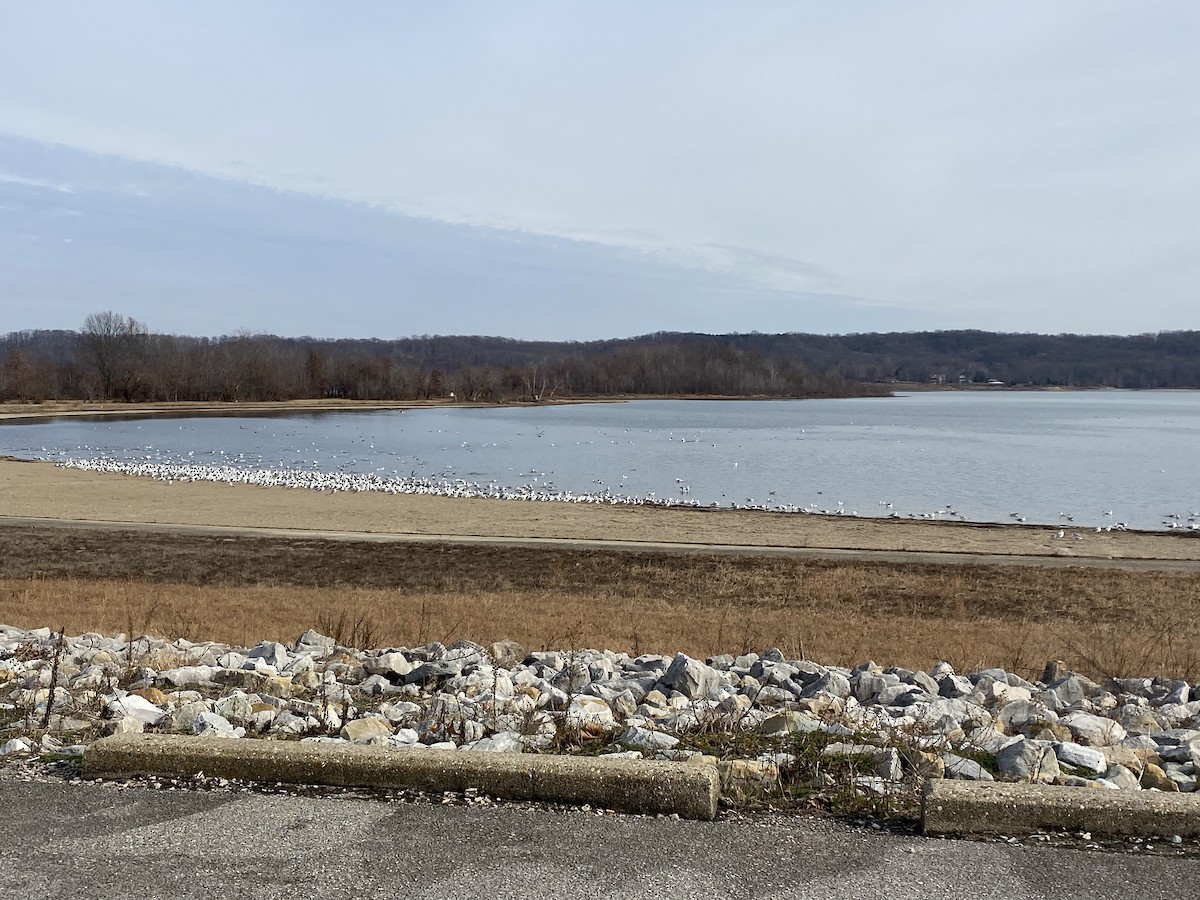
[1,383,1167,422]
[0,398,576,423]
[1,457,1197,562]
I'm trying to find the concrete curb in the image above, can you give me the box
[922,780,1200,837]
[82,734,720,821]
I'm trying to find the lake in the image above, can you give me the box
[2,391,1198,533]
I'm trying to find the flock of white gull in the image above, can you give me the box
[49,455,1200,533]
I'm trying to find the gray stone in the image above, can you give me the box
[104,716,144,736]
[656,653,722,701]
[191,712,239,738]
[986,682,1032,705]
[1061,711,1127,746]
[213,693,254,723]
[1110,676,1154,699]
[246,641,292,669]
[1158,742,1198,763]
[1162,762,1196,792]
[801,670,851,700]
[488,640,526,669]
[1101,764,1140,790]
[1158,704,1198,728]
[157,666,217,689]
[0,737,33,756]
[468,731,524,753]
[607,690,638,721]
[996,699,1055,734]
[169,701,211,732]
[566,695,616,730]
[1115,704,1162,736]
[363,651,413,678]
[904,671,940,696]
[293,629,335,652]
[389,727,420,745]
[376,700,422,724]
[406,659,465,684]
[929,661,956,678]
[706,654,735,671]
[1158,728,1200,746]
[997,738,1060,783]
[876,684,926,707]
[619,725,679,751]
[271,710,310,736]
[408,642,446,662]
[938,674,974,698]
[358,674,399,696]
[1054,741,1107,774]
[1043,675,1086,707]
[851,670,898,702]
[939,752,995,781]
[216,651,247,669]
[965,724,1021,755]
[1164,681,1191,705]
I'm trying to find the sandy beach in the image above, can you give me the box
[2,456,1198,562]
[3,450,1198,679]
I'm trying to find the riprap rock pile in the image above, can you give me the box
[2,625,1196,798]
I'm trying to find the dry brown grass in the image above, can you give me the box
[3,524,1198,683]
[2,535,1197,683]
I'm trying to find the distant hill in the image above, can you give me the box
[2,321,1198,403]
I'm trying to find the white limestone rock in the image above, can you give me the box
[191,711,240,738]
[363,651,414,678]
[467,731,524,753]
[619,725,679,751]
[1061,711,1128,746]
[0,737,33,756]
[1054,741,1107,774]
[107,693,167,726]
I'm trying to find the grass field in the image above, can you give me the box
[2,525,1196,682]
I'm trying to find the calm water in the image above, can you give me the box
[3,392,1198,532]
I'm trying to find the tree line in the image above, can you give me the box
[2,314,1198,404]
[0,312,882,403]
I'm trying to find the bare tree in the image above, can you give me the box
[522,364,562,402]
[1,349,39,401]
[79,311,150,401]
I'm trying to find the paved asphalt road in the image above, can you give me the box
[2,781,1197,900]
[5,515,1200,572]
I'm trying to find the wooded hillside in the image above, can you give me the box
[2,315,1197,403]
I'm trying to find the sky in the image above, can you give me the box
[1,2,1198,341]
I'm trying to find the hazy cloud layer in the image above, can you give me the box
[2,3,1197,338]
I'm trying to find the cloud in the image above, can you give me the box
[0,135,935,340]
[0,173,73,194]
[0,3,1197,336]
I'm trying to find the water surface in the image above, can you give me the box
[2,392,1197,533]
